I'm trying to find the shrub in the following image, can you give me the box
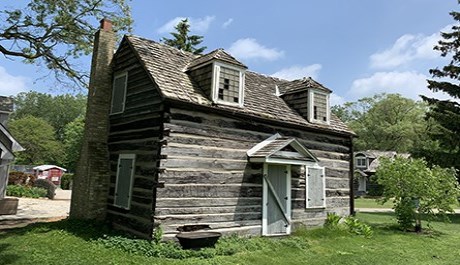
[33,179,56,199]
[8,171,36,186]
[6,185,47,198]
[343,216,373,238]
[323,213,373,238]
[60,173,73,190]
[324,213,342,229]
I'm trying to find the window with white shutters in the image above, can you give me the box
[111,73,128,114]
[114,154,135,209]
[306,166,326,208]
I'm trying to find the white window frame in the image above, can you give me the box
[110,72,128,115]
[356,157,367,168]
[305,165,326,209]
[308,88,330,124]
[114,153,136,210]
[211,62,245,108]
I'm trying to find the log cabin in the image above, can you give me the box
[73,19,355,240]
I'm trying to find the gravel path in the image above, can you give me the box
[0,189,71,229]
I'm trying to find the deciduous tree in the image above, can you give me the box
[9,116,63,165]
[0,0,132,88]
[332,93,427,152]
[376,157,460,232]
[11,91,87,141]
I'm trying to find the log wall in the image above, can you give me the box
[156,106,352,238]
[107,41,163,238]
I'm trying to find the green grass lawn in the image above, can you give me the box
[1,213,460,265]
[354,198,393,209]
[354,198,460,210]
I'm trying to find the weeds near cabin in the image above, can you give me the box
[323,213,373,238]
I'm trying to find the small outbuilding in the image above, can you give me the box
[33,165,67,185]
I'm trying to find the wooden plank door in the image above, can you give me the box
[263,164,291,235]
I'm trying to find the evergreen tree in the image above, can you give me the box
[162,19,207,54]
[421,5,460,170]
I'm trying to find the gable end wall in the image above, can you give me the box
[107,41,164,238]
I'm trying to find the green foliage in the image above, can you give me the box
[33,179,56,199]
[343,216,373,238]
[421,9,460,171]
[376,156,460,231]
[161,18,207,54]
[62,117,85,172]
[60,173,73,190]
[3,214,460,264]
[367,178,384,196]
[0,0,132,88]
[9,115,64,165]
[332,93,428,152]
[7,171,35,186]
[12,91,87,141]
[324,212,342,228]
[323,213,373,238]
[6,185,47,198]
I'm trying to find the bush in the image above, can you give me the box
[323,213,373,238]
[33,179,56,199]
[8,171,36,186]
[60,173,73,190]
[6,185,47,198]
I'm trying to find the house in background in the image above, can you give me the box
[72,20,355,239]
[34,165,67,186]
[0,96,24,215]
[354,150,410,196]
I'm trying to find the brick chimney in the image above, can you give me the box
[70,18,115,220]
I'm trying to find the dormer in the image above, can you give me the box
[280,77,331,124]
[187,49,247,107]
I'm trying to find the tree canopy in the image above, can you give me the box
[9,116,64,165]
[0,0,132,88]
[421,5,460,170]
[332,93,428,153]
[161,18,207,55]
[11,91,87,141]
[376,156,460,232]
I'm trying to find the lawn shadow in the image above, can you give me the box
[0,218,120,242]
[358,212,460,237]
[0,243,20,265]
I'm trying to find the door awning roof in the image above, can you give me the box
[247,133,319,165]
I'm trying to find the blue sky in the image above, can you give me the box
[0,0,458,105]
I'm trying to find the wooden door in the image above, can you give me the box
[263,164,291,235]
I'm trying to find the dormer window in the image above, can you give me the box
[356,156,367,168]
[212,62,245,107]
[308,89,330,124]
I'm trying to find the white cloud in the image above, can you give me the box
[228,38,284,61]
[330,93,346,106]
[222,18,233,29]
[369,24,453,69]
[0,66,28,96]
[157,16,215,34]
[271,64,322,80]
[347,71,455,102]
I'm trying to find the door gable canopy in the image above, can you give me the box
[247,133,319,165]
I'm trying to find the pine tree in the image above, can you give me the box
[161,19,206,54]
[422,5,460,170]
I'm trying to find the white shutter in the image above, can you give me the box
[306,166,326,208]
[114,154,135,209]
[111,73,127,114]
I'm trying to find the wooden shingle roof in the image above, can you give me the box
[125,35,354,136]
[186,48,247,70]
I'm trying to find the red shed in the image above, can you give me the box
[33,165,67,185]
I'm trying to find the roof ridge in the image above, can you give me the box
[127,34,200,58]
